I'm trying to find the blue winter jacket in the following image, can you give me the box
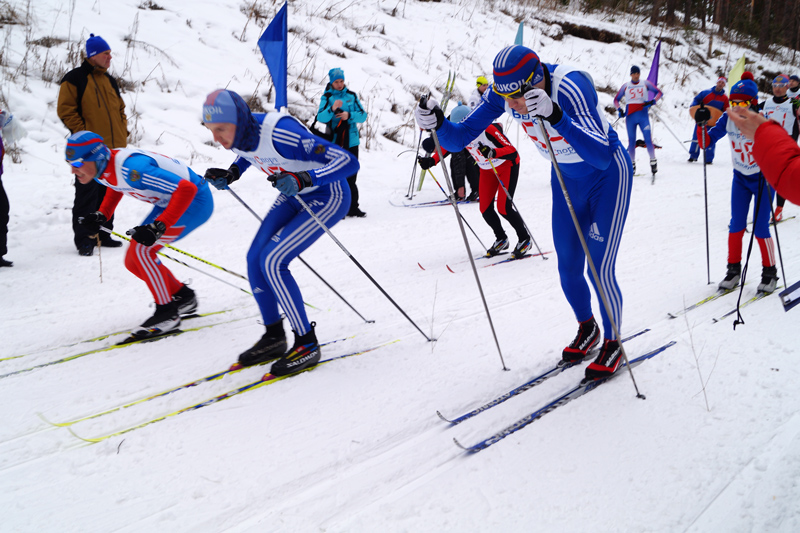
[316,85,367,148]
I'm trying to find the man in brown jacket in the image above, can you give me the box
[57,33,128,255]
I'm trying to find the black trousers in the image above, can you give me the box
[465,156,480,194]
[346,145,360,213]
[0,173,8,257]
[72,178,114,249]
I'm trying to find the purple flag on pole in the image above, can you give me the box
[258,3,288,110]
[647,41,661,100]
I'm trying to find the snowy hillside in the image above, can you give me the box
[2,1,800,531]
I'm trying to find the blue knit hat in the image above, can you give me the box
[86,34,110,58]
[328,68,344,83]
[492,45,544,97]
[730,79,758,104]
[630,65,640,74]
[65,131,110,179]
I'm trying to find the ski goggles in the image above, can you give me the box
[729,100,751,107]
[772,82,788,88]
[494,71,536,99]
[68,158,87,168]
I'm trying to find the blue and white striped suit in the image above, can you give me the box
[436,64,632,340]
[232,113,357,336]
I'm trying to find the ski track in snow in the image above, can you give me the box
[1,0,800,531]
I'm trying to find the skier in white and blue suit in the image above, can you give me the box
[202,89,358,377]
[416,45,632,380]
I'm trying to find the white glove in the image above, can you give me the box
[415,98,442,131]
[523,88,553,118]
[0,111,26,143]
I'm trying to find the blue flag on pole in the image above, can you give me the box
[258,3,288,110]
[515,22,523,46]
[646,40,661,101]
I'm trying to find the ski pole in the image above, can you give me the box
[538,120,643,397]
[426,167,487,250]
[651,109,690,154]
[406,129,422,199]
[104,226,248,281]
[700,122,712,285]
[422,104,507,370]
[486,157,547,260]
[226,187,374,325]
[281,191,431,342]
[99,227,253,297]
[95,233,103,283]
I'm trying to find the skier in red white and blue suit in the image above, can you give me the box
[698,79,779,294]
[65,131,214,339]
[415,45,632,380]
[202,89,358,377]
[688,77,729,163]
[614,65,663,174]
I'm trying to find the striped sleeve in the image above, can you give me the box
[613,83,627,108]
[272,116,359,185]
[550,71,614,170]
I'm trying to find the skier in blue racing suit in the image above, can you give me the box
[415,45,632,380]
[202,89,358,377]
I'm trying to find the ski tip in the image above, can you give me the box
[436,410,455,424]
[36,411,66,427]
[418,262,425,270]
[67,426,102,444]
[446,265,455,273]
[452,437,474,452]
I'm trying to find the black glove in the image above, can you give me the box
[204,165,240,190]
[418,156,436,170]
[617,108,626,119]
[77,211,107,233]
[694,103,711,124]
[421,137,435,153]
[645,99,656,107]
[127,220,167,247]
[269,170,313,197]
[477,143,495,159]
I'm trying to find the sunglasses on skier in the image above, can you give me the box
[68,158,86,168]
[772,82,788,88]
[494,70,537,99]
[729,100,751,108]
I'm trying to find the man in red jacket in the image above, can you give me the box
[728,107,800,205]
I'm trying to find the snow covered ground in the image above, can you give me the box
[2,1,800,531]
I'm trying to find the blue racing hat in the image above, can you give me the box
[492,45,544,97]
[202,89,239,124]
[65,131,108,166]
[630,65,640,74]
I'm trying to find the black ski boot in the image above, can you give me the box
[486,237,509,257]
[270,322,321,377]
[650,158,658,175]
[562,317,600,363]
[131,301,181,339]
[172,284,197,316]
[585,339,623,380]
[718,262,741,291]
[512,238,531,259]
[237,320,287,367]
[757,265,779,294]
